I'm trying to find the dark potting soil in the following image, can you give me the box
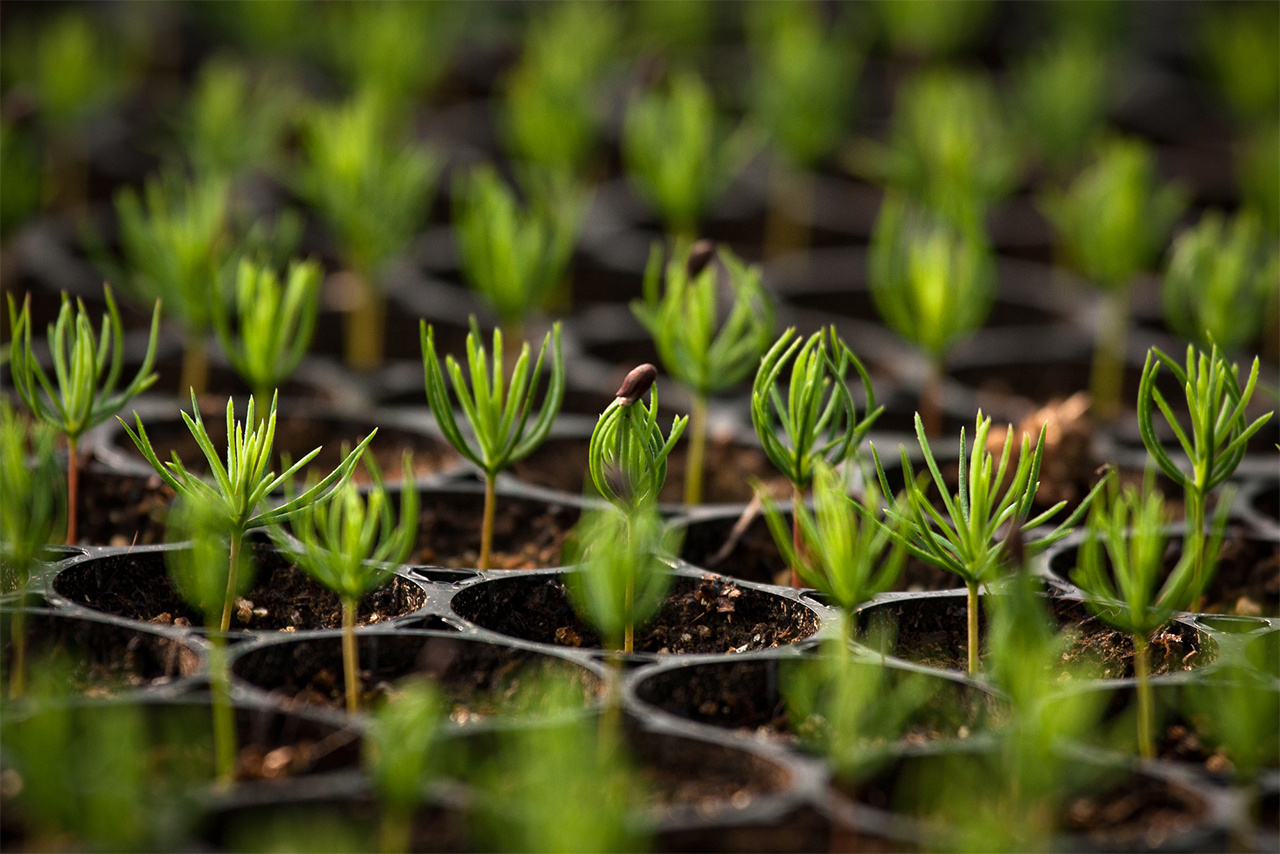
[77,465,173,547]
[510,435,792,506]
[634,729,789,817]
[452,573,819,655]
[412,491,580,569]
[859,595,1215,677]
[53,544,425,631]
[213,798,468,854]
[1061,773,1210,851]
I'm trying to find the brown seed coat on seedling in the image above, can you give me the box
[686,239,716,278]
[615,363,657,406]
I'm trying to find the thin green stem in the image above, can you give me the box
[65,436,79,546]
[683,394,708,505]
[219,534,242,633]
[480,474,497,570]
[343,597,360,714]
[967,582,980,675]
[919,357,944,439]
[1134,632,1154,759]
[791,482,805,588]
[210,634,237,787]
[1187,486,1208,611]
[345,274,385,372]
[379,807,413,854]
[1090,286,1130,423]
[181,331,210,399]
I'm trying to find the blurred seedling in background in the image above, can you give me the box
[363,677,447,854]
[467,674,650,854]
[1072,476,1230,759]
[850,67,1019,235]
[422,320,564,570]
[1040,137,1187,421]
[273,453,418,714]
[98,169,232,397]
[1137,342,1272,609]
[868,192,995,437]
[871,0,995,62]
[121,391,373,632]
[589,363,688,516]
[760,461,904,639]
[1162,210,1278,355]
[453,165,585,342]
[295,90,439,371]
[745,1,863,259]
[0,400,64,698]
[623,69,758,242]
[1,121,43,238]
[1199,1,1280,130]
[751,326,881,587]
[871,412,1102,674]
[212,256,321,406]
[632,239,774,504]
[7,285,160,545]
[165,494,254,784]
[1235,121,1280,237]
[175,56,293,182]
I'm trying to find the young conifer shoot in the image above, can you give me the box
[273,453,418,714]
[631,239,774,504]
[751,326,881,587]
[422,319,564,569]
[121,391,374,631]
[7,285,160,544]
[871,412,1103,674]
[212,256,321,405]
[363,678,445,854]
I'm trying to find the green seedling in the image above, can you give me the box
[1137,342,1272,605]
[1162,210,1278,354]
[468,674,649,854]
[751,326,881,586]
[622,70,758,241]
[746,2,862,258]
[7,285,160,544]
[868,192,996,436]
[1237,121,1280,235]
[1072,477,1230,759]
[165,494,254,785]
[871,412,1103,674]
[760,461,904,641]
[274,453,418,714]
[212,256,321,405]
[1040,137,1187,421]
[872,0,995,60]
[1009,32,1112,180]
[588,364,688,515]
[422,320,564,570]
[363,677,446,854]
[104,169,232,396]
[0,401,64,698]
[632,239,774,504]
[296,90,439,370]
[851,68,1018,234]
[120,391,374,632]
[452,165,584,340]
[318,0,459,107]
[1200,1,1280,128]
[177,56,291,180]
[1,121,42,237]
[501,1,620,186]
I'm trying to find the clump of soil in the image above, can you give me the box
[412,491,580,569]
[451,573,819,655]
[52,543,425,630]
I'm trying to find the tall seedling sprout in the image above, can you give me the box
[120,392,373,631]
[7,286,160,544]
[422,320,564,569]
[871,412,1103,674]
[363,678,445,854]
[750,326,881,587]
[632,240,774,504]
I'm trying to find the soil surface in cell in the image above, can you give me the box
[410,492,580,569]
[78,466,174,547]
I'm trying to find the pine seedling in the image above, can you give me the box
[296,90,439,370]
[1039,138,1187,420]
[119,391,374,631]
[622,70,758,241]
[751,326,881,586]
[872,0,995,61]
[177,56,291,180]
[1184,664,1279,799]
[0,401,64,698]
[212,256,321,405]
[105,169,232,396]
[588,364,688,516]
[165,494,253,785]
[273,453,418,714]
[422,320,564,570]
[452,165,584,340]
[871,412,1103,674]
[868,192,996,436]
[1137,342,1272,604]
[318,1,459,108]
[1237,121,1280,235]
[631,239,774,504]
[1162,210,1278,354]
[7,285,160,544]
[1200,1,1280,128]
[760,461,904,640]
[363,678,446,854]
[1072,477,1230,759]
